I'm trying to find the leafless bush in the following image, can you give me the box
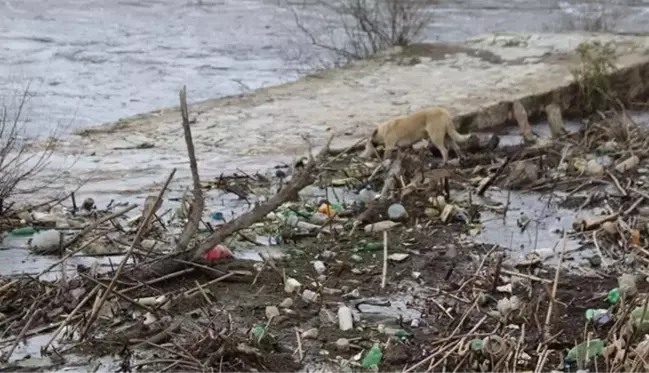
[281,0,435,68]
[0,84,60,210]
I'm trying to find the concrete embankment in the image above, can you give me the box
[34,32,649,201]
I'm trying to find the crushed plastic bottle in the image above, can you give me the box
[361,343,383,369]
[470,338,484,352]
[357,187,376,207]
[585,309,611,325]
[607,288,620,304]
[251,324,265,340]
[566,339,605,365]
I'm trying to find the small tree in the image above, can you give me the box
[0,84,59,212]
[284,0,435,67]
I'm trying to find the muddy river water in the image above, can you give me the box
[1,0,649,134]
[2,1,649,370]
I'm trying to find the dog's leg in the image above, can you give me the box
[447,137,464,160]
[426,124,449,165]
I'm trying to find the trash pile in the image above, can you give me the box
[4,100,649,372]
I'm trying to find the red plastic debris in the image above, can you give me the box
[203,245,233,262]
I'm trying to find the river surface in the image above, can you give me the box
[1,0,649,135]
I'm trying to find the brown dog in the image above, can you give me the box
[361,107,471,164]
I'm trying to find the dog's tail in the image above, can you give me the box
[446,119,472,143]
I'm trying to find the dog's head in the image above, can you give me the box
[370,127,380,147]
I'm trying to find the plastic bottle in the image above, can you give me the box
[361,343,383,369]
[9,226,37,237]
[607,288,620,304]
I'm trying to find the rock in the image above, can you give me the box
[411,271,421,280]
[284,278,301,294]
[317,275,327,283]
[615,155,640,173]
[364,220,400,233]
[265,306,280,320]
[388,253,409,262]
[279,298,293,308]
[301,289,320,303]
[387,203,408,221]
[30,229,62,254]
[505,160,539,187]
[335,338,351,352]
[140,239,158,251]
[313,260,326,275]
[81,198,95,211]
[589,255,602,268]
[410,319,420,328]
[338,306,354,331]
[301,328,319,339]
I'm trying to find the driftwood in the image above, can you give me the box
[176,86,205,253]
[512,101,536,144]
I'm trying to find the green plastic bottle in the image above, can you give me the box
[607,288,620,304]
[362,343,382,369]
[9,226,37,237]
[251,324,265,340]
[361,242,384,252]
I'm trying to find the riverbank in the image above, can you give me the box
[27,32,649,206]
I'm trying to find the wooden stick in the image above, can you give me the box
[381,231,388,289]
[80,169,176,340]
[542,231,567,341]
[175,86,204,253]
